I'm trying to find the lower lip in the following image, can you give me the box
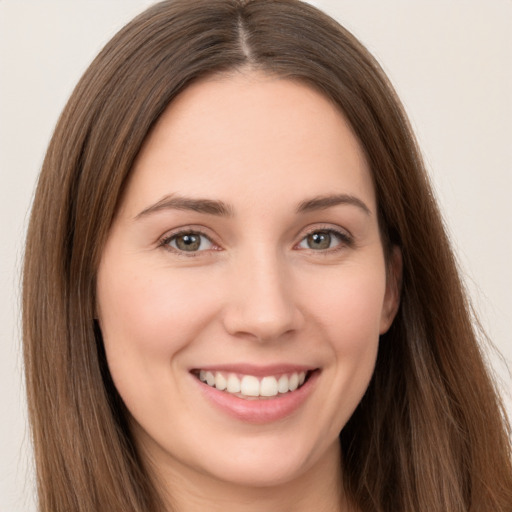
[193,371,319,424]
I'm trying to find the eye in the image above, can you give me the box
[297,229,350,251]
[163,231,214,253]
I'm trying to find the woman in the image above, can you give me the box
[22,1,512,511]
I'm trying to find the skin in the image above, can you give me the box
[96,71,401,512]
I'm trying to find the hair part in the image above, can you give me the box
[23,1,512,511]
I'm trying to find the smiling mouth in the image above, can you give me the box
[192,369,315,400]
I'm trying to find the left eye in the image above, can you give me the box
[297,230,345,250]
[165,232,214,252]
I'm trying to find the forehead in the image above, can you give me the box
[121,71,375,217]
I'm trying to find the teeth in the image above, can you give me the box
[205,371,215,387]
[241,376,260,396]
[260,376,278,397]
[289,373,299,391]
[277,375,289,393]
[198,370,308,398]
[227,373,241,393]
[215,372,227,391]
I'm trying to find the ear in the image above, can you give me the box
[380,245,402,334]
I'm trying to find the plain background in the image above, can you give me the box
[1,1,511,510]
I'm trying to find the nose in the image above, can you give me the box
[222,250,304,342]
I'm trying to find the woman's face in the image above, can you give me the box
[96,72,400,489]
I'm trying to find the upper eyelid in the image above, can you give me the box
[295,223,353,241]
[159,225,216,242]
[163,230,214,243]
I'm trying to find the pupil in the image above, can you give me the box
[177,234,200,251]
[308,232,330,250]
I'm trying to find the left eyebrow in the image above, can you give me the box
[296,194,371,215]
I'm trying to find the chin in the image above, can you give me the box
[203,451,313,489]
[192,429,338,491]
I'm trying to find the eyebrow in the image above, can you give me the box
[296,194,371,215]
[135,194,234,219]
[135,192,371,220]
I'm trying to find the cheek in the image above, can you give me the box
[310,264,387,345]
[95,259,220,411]
[98,262,215,354]
[303,264,386,418]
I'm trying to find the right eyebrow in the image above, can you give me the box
[134,194,234,220]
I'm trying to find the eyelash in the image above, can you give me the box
[158,226,353,257]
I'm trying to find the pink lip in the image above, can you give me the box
[192,368,320,424]
[190,363,316,378]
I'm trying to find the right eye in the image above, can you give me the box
[162,231,215,253]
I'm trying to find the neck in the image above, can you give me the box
[152,440,351,512]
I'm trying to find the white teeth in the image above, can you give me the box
[227,373,241,393]
[260,376,278,397]
[198,370,310,398]
[205,371,215,387]
[289,373,299,391]
[277,374,289,393]
[241,375,260,396]
[215,372,227,391]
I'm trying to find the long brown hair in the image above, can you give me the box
[23,1,512,511]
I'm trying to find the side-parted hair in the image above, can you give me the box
[23,1,512,511]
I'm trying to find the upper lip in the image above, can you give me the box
[190,363,318,377]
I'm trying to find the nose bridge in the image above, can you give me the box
[222,244,302,341]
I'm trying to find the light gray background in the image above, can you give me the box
[1,1,511,510]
